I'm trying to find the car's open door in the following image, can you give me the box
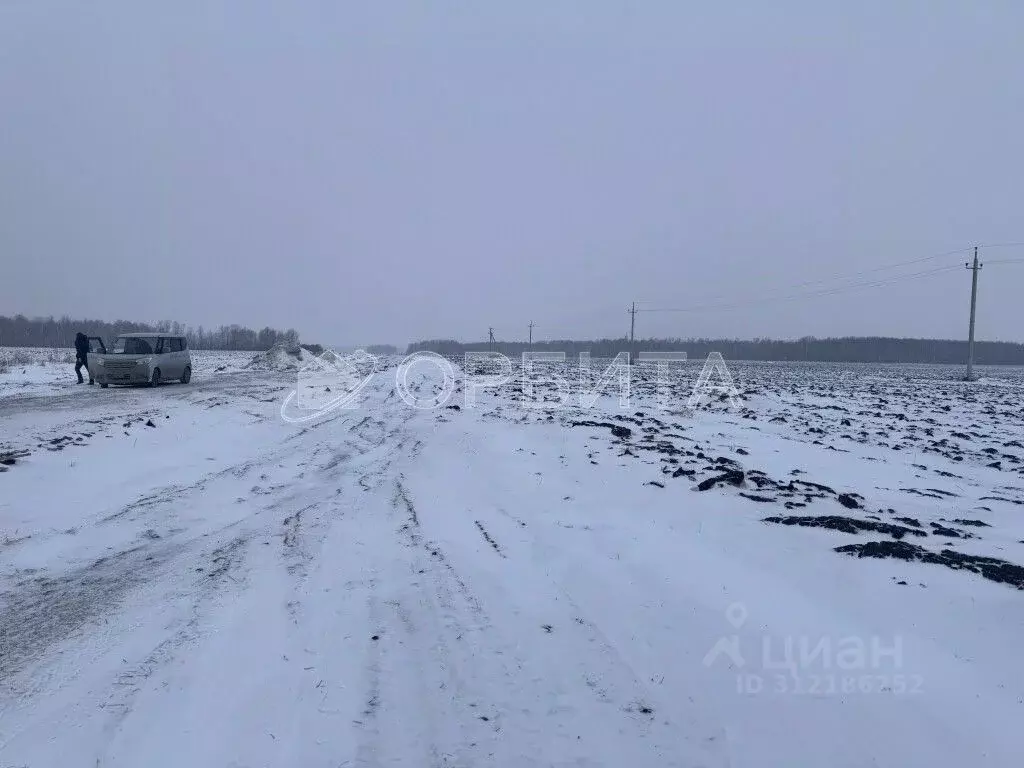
[88,336,107,354]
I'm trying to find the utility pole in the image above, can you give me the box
[488,327,495,353]
[965,247,983,381]
[528,321,534,346]
[628,302,637,363]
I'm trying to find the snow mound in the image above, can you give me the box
[246,344,310,371]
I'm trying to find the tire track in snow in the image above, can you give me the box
[517,526,735,767]
[399,443,734,767]
[0,541,176,687]
[91,532,253,753]
[393,477,706,765]
[335,476,500,765]
[353,590,385,768]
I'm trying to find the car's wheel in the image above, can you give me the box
[100,383,109,389]
[180,366,191,384]
[150,368,162,387]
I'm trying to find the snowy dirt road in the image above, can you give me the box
[2,356,1023,767]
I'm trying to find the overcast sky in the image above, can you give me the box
[2,1,1023,347]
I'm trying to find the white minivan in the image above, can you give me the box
[90,333,192,388]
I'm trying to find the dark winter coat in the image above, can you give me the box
[75,333,90,359]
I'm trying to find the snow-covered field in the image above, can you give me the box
[2,349,1023,767]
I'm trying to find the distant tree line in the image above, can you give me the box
[406,336,1024,365]
[0,315,300,351]
[365,344,399,355]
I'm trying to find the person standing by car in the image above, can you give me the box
[74,332,94,385]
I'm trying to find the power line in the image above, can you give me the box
[976,241,1024,250]
[637,264,961,314]
[485,245,1021,344]
[784,246,974,291]
[784,242,1023,295]
[634,245,976,309]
